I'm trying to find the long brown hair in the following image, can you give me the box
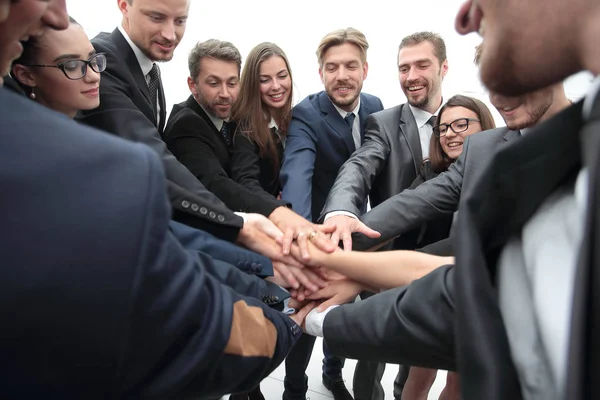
[231,42,293,172]
[429,95,496,173]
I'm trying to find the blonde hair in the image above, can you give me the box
[316,27,369,67]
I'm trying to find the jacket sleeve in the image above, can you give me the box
[118,148,301,399]
[351,140,467,251]
[320,113,392,218]
[280,109,318,220]
[76,43,243,242]
[323,265,456,371]
[166,112,287,217]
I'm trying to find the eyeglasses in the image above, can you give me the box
[25,53,107,80]
[433,118,480,137]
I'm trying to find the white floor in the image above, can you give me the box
[256,337,447,400]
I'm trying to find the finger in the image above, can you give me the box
[290,267,320,292]
[330,231,341,249]
[341,230,353,251]
[281,228,295,255]
[305,286,335,301]
[316,223,337,234]
[297,232,310,260]
[290,289,298,298]
[317,296,341,312]
[276,253,303,268]
[312,234,336,253]
[274,262,299,289]
[357,222,381,238]
[295,301,319,321]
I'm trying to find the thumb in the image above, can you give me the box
[356,221,381,238]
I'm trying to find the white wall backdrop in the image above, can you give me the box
[66,0,593,126]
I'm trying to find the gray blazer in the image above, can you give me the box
[320,104,422,219]
[352,127,520,251]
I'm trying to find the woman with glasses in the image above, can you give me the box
[11,17,105,118]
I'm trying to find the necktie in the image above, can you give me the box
[345,112,356,127]
[220,121,230,145]
[147,63,160,117]
[426,115,437,128]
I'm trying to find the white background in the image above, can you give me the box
[66,0,593,126]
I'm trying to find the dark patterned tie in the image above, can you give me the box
[345,112,355,127]
[426,115,437,128]
[147,63,160,117]
[220,121,230,145]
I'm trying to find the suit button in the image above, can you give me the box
[200,207,208,215]
[181,200,190,209]
[273,296,279,301]
[217,214,225,222]
[191,203,199,212]
[209,211,216,219]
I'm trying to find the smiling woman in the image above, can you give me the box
[11,18,104,118]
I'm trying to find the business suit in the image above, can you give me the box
[322,100,600,399]
[164,95,289,216]
[76,29,244,242]
[352,127,519,251]
[280,91,383,399]
[0,88,302,399]
[231,126,285,199]
[280,91,384,222]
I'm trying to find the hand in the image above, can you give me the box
[323,215,381,251]
[271,262,328,291]
[289,301,319,330]
[237,214,302,268]
[306,278,364,311]
[269,207,336,258]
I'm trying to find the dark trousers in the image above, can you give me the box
[283,333,345,399]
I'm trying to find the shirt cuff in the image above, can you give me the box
[304,305,339,337]
[324,211,358,221]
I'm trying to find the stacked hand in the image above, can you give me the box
[322,214,381,251]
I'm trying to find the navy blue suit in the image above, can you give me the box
[279,91,383,398]
[281,91,384,222]
[0,88,301,399]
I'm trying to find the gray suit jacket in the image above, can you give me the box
[323,100,600,399]
[352,127,520,251]
[320,104,421,219]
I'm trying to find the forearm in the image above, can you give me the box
[320,250,453,289]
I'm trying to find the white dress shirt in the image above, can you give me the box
[117,25,162,127]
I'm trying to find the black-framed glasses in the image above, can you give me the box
[433,118,480,137]
[25,53,107,80]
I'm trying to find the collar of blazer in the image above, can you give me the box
[318,90,358,154]
[398,103,423,173]
[109,29,154,107]
[463,100,584,257]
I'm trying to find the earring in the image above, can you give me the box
[29,87,36,100]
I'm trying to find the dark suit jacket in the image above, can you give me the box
[324,100,600,399]
[280,91,384,222]
[76,29,244,242]
[231,126,285,198]
[320,103,431,249]
[352,127,519,251]
[164,96,289,216]
[0,88,301,399]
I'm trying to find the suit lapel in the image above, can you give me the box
[319,92,356,154]
[398,104,422,172]
[110,29,152,105]
[357,94,370,144]
[157,78,167,133]
[476,101,584,258]
[187,95,232,146]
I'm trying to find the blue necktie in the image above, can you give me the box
[345,112,355,127]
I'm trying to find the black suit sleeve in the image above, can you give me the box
[323,265,456,371]
[77,41,243,242]
[119,148,301,399]
[166,111,287,216]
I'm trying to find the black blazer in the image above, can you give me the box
[76,29,243,242]
[231,126,285,199]
[164,95,288,216]
[324,100,600,399]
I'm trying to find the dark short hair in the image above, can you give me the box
[429,95,496,173]
[398,31,446,65]
[188,39,242,81]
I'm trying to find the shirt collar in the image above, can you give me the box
[118,24,154,77]
[332,97,361,119]
[409,101,443,128]
[583,75,600,121]
[268,117,279,131]
[197,101,225,132]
